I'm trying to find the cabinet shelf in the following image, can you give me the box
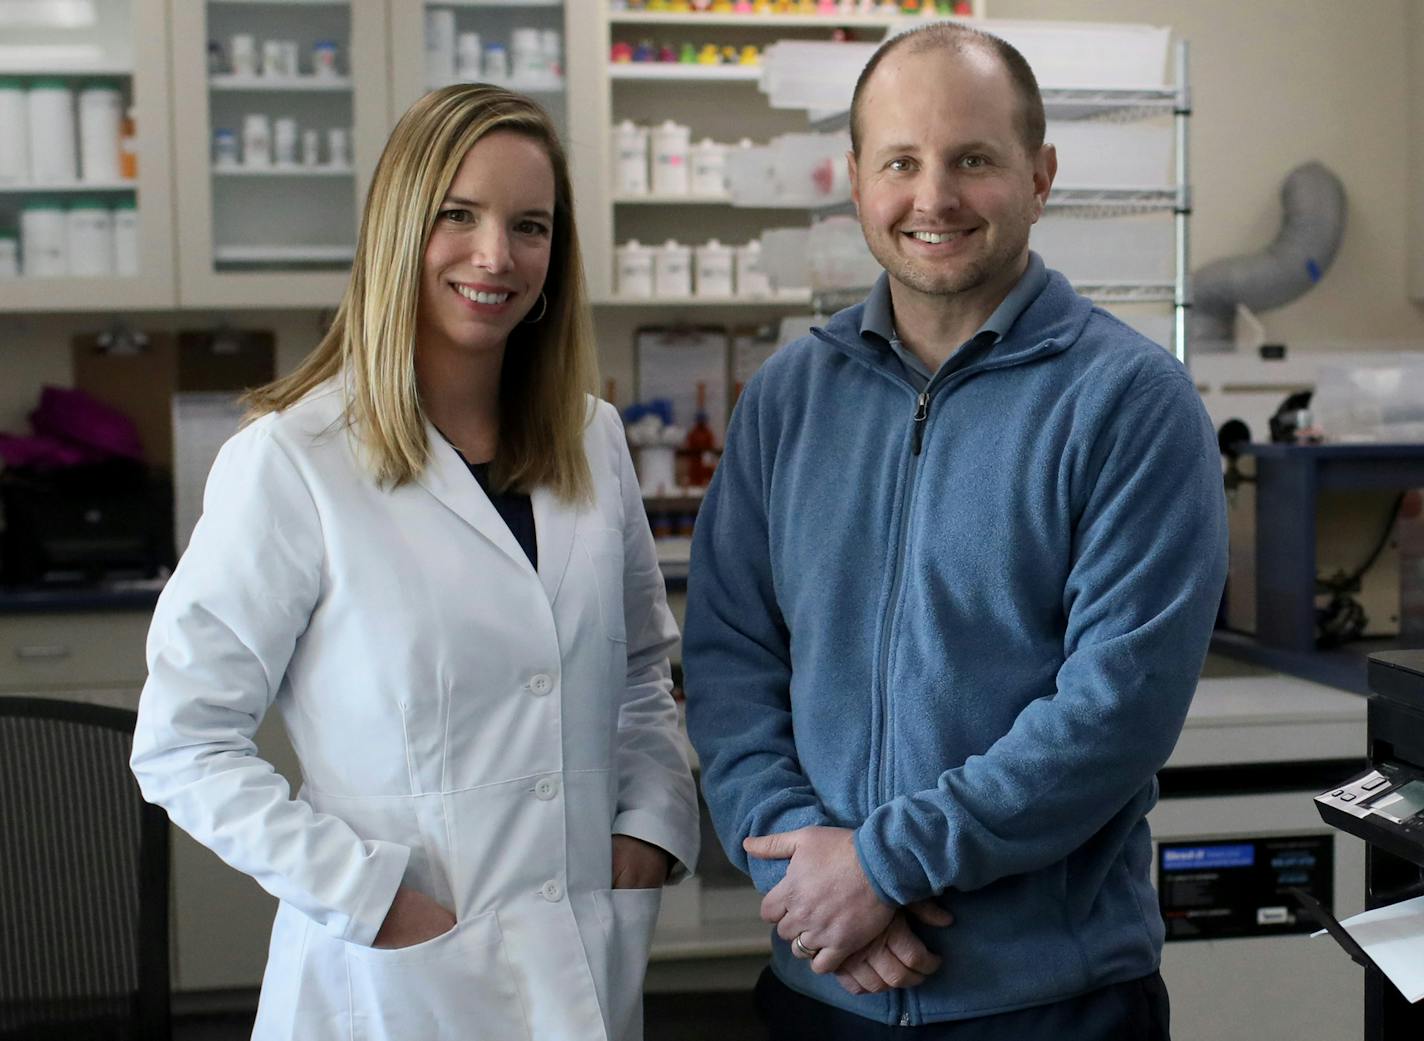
[0,63,132,77]
[0,180,137,194]
[593,293,811,307]
[209,74,353,92]
[1074,282,1178,303]
[613,192,815,210]
[608,11,949,28]
[614,192,734,205]
[209,0,348,5]
[212,165,354,177]
[213,244,355,265]
[1042,86,1183,120]
[427,75,565,95]
[609,64,762,82]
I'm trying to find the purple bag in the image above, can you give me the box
[0,386,145,469]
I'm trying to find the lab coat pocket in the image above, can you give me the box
[583,528,628,644]
[592,887,662,1041]
[342,908,530,1041]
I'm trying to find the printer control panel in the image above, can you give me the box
[1316,764,1424,862]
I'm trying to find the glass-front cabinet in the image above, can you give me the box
[389,0,568,138]
[170,0,390,308]
[0,0,176,310]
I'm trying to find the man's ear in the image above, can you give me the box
[847,150,859,213]
[1031,142,1057,220]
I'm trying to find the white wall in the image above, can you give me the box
[991,0,1424,349]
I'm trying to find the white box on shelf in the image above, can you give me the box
[770,130,849,207]
[758,40,877,113]
[975,20,1171,88]
[1030,212,1175,286]
[808,216,879,293]
[725,142,778,208]
[759,227,811,292]
[1047,119,1173,188]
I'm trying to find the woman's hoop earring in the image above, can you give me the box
[521,292,548,324]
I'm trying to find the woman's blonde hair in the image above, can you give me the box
[245,83,597,500]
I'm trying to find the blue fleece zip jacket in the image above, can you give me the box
[683,268,1228,1027]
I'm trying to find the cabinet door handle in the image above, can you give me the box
[15,644,72,661]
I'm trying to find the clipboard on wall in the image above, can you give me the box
[635,325,730,440]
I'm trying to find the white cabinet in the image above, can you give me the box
[0,0,177,311]
[389,0,568,134]
[169,0,391,308]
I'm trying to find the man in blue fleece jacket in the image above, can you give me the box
[683,21,1228,1040]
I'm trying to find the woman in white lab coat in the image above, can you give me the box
[130,84,699,1041]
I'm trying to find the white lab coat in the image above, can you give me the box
[131,382,700,1041]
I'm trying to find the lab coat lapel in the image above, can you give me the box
[416,428,530,575]
[532,485,575,605]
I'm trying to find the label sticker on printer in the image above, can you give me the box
[1158,835,1334,941]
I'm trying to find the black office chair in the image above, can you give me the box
[0,697,171,1041]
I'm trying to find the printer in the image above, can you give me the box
[1314,651,1424,1039]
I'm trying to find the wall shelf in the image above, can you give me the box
[427,75,565,95]
[212,166,354,177]
[0,181,137,194]
[213,244,355,264]
[208,74,353,92]
[0,63,132,76]
[209,0,348,5]
[609,64,762,82]
[593,293,810,307]
[609,12,947,29]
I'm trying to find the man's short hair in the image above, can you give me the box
[849,23,1046,157]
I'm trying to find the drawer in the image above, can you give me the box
[0,611,151,692]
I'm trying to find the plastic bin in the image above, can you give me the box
[1030,212,1175,285]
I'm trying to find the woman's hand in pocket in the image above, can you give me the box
[612,835,673,889]
[372,886,456,949]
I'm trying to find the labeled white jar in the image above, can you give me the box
[613,120,649,195]
[229,34,258,77]
[0,235,18,279]
[510,28,544,81]
[21,199,68,277]
[736,239,771,297]
[27,79,77,184]
[78,82,123,182]
[242,113,271,166]
[113,197,139,276]
[273,117,298,165]
[655,239,692,298]
[695,239,734,298]
[312,41,340,79]
[425,9,457,86]
[66,199,114,277]
[213,128,239,167]
[0,79,29,185]
[651,120,690,196]
[456,33,483,80]
[616,239,655,297]
[690,138,727,196]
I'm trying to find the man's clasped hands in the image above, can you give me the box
[745,825,954,996]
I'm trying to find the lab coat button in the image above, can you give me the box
[535,777,559,800]
[529,674,553,696]
[541,880,563,902]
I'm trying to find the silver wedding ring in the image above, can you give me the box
[792,933,820,959]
